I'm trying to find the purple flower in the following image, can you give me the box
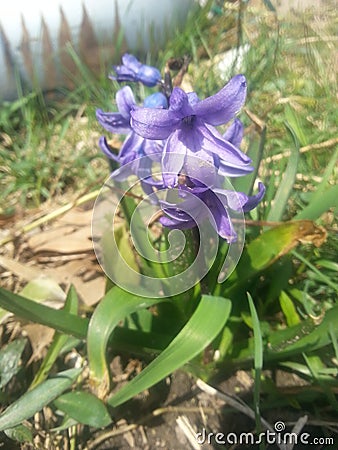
[157,116,265,241]
[96,87,167,186]
[130,75,254,188]
[160,182,266,242]
[110,53,162,87]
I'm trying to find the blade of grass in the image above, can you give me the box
[292,250,338,292]
[266,122,300,222]
[296,147,338,220]
[247,293,263,437]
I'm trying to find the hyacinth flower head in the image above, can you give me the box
[130,74,254,188]
[96,86,167,190]
[110,53,162,87]
[96,55,265,241]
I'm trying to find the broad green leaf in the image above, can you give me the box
[87,286,166,397]
[279,291,300,326]
[266,123,299,222]
[30,285,80,389]
[295,184,338,220]
[0,338,27,389]
[53,391,111,428]
[4,424,33,443]
[0,368,81,431]
[108,295,232,408]
[296,147,338,220]
[0,287,88,339]
[19,276,66,303]
[220,220,326,296]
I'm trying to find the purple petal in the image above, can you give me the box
[217,160,254,177]
[119,132,144,161]
[193,74,247,126]
[214,182,265,212]
[212,207,237,242]
[169,87,194,117]
[204,191,237,242]
[161,130,187,187]
[242,182,265,212]
[160,194,204,228]
[99,136,119,161]
[96,109,131,134]
[131,108,178,139]
[184,149,217,188]
[199,124,253,176]
[116,86,136,120]
[187,92,200,106]
[137,65,162,87]
[160,215,195,229]
[223,119,244,148]
[122,53,141,72]
[142,139,164,161]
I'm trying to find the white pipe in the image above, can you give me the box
[0,0,195,100]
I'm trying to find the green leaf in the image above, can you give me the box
[108,295,232,408]
[279,291,300,326]
[284,104,307,146]
[50,416,78,432]
[296,184,338,220]
[19,277,66,303]
[231,303,338,365]
[247,293,263,432]
[247,294,263,371]
[0,368,81,431]
[30,286,80,389]
[266,123,299,222]
[4,424,33,443]
[221,220,324,296]
[292,250,338,293]
[0,287,88,339]
[0,338,27,389]
[267,303,338,358]
[296,147,338,220]
[53,391,111,428]
[101,222,140,288]
[87,286,167,396]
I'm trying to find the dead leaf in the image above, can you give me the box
[296,220,328,247]
[22,323,55,364]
